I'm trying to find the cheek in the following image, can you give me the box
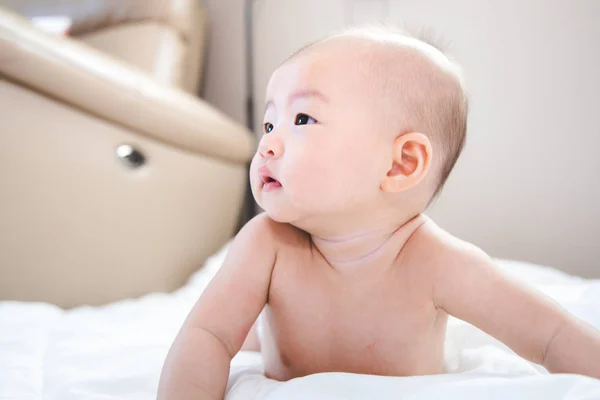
[283,144,327,192]
[330,133,384,183]
[283,136,380,209]
[249,154,263,201]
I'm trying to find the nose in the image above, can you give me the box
[258,134,284,159]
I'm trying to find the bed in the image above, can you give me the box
[2,244,599,399]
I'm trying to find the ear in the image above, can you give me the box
[381,132,433,193]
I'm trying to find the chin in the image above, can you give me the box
[262,205,295,224]
[256,198,297,225]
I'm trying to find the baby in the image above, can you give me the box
[158,27,600,399]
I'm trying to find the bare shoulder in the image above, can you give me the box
[234,213,306,255]
[407,215,492,280]
[411,215,488,259]
[409,216,511,311]
[214,213,281,276]
[179,216,299,358]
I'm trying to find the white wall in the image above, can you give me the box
[203,0,600,278]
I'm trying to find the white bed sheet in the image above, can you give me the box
[1,244,599,400]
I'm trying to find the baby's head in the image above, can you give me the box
[250,26,468,233]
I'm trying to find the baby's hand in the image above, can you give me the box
[158,214,279,399]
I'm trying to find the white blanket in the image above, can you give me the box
[1,244,599,399]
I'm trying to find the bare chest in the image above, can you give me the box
[261,251,447,380]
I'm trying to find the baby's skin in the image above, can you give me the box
[158,28,600,400]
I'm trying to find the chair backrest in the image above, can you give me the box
[0,0,207,93]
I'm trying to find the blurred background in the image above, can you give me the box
[1,0,598,309]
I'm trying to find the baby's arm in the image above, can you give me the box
[433,244,600,379]
[158,214,278,400]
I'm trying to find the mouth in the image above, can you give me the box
[258,165,282,191]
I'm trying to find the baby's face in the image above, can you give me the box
[250,45,392,225]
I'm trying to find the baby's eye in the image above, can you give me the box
[263,122,274,134]
[294,113,318,126]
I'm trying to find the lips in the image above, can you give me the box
[258,165,282,191]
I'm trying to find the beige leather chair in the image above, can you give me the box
[0,0,208,93]
[0,1,254,308]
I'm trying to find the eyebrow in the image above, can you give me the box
[264,89,329,112]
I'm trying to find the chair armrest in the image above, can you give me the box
[0,8,254,164]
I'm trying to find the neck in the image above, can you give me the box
[309,212,427,272]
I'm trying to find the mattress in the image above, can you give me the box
[1,244,599,399]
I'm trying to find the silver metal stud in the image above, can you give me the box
[116,144,146,168]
